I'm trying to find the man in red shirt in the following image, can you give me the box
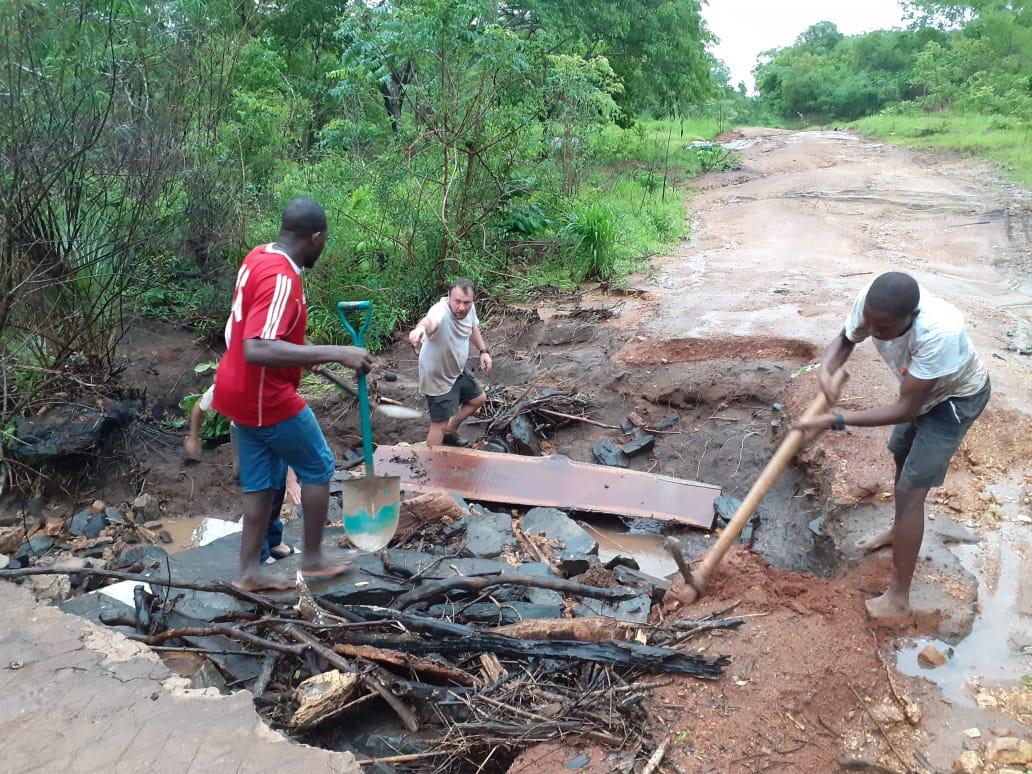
[213,198,373,591]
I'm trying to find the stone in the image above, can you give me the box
[70,509,105,539]
[953,751,982,774]
[655,411,680,430]
[509,414,541,456]
[868,700,906,725]
[604,555,640,571]
[620,419,635,434]
[714,496,743,523]
[963,728,982,739]
[566,753,590,769]
[113,545,168,570]
[429,601,563,625]
[464,510,515,559]
[158,530,174,545]
[918,644,948,668]
[0,526,26,554]
[591,440,628,468]
[291,670,360,729]
[142,520,163,530]
[0,554,8,570]
[104,507,126,525]
[620,430,655,457]
[15,534,54,561]
[25,498,46,518]
[975,692,999,709]
[984,738,1032,766]
[132,494,160,523]
[520,508,598,578]
[26,573,71,602]
[91,500,106,513]
[613,565,671,603]
[575,591,651,623]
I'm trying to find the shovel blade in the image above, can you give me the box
[341,475,400,551]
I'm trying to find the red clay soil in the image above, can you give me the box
[615,336,817,366]
[510,547,926,773]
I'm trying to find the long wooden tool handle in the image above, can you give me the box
[685,369,848,603]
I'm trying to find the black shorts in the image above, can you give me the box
[888,379,990,489]
[426,371,483,422]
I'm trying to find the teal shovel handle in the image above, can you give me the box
[337,300,374,477]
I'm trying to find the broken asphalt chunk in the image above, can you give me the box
[463,510,515,558]
[620,430,655,457]
[591,440,629,468]
[655,411,680,431]
[509,413,541,456]
[521,508,598,577]
[70,509,105,539]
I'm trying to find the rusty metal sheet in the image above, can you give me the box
[373,446,719,529]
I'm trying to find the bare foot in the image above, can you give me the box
[300,556,352,580]
[232,570,296,592]
[856,527,894,552]
[865,590,910,619]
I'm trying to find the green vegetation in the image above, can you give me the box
[853,110,1032,185]
[1,0,741,440]
[754,1,1031,182]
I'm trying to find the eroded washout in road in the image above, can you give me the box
[2,128,1030,772]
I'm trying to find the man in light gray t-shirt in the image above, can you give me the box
[408,278,493,447]
[795,272,990,621]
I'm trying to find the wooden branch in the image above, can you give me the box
[0,565,282,610]
[536,408,620,429]
[489,618,634,642]
[395,573,637,609]
[282,626,420,733]
[332,642,479,687]
[129,624,304,656]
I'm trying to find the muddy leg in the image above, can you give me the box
[235,490,294,592]
[866,483,929,618]
[298,483,349,579]
[426,420,449,446]
[446,393,486,434]
[856,455,906,552]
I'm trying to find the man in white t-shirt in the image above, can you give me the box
[408,278,492,446]
[796,272,990,619]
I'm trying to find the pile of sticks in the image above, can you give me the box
[482,386,597,438]
[1,564,738,771]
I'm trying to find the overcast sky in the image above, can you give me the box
[704,0,907,93]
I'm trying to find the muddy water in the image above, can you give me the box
[154,516,242,553]
[896,521,1032,705]
[585,522,678,578]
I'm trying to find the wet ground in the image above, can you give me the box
[5,128,1030,772]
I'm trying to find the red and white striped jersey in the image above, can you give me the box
[212,244,308,427]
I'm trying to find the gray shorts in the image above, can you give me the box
[888,379,990,489]
[426,371,483,422]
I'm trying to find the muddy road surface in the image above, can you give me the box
[12,128,1030,773]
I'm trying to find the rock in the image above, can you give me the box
[591,440,628,468]
[25,573,71,601]
[620,419,635,434]
[521,507,598,577]
[604,555,640,571]
[25,498,46,518]
[869,700,906,725]
[158,530,174,545]
[620,430,655,457]
[464,510,515,559]
[963,728,982,739]
[70,509,105,539]
[612,565,671,603]
[655,411,680,430]
[7,400,141,462]
[984,738,1032,766]
[918,643,948,667]
[566,753,590,769]
[143,520,163,530]
[714,496,743,522]
[509,414,541,456]
[953,751,982,774]
[0,526,26,554]
[0,554,8,570]
[429,601,564,625]
[14,534,54,561]
[291,670,360,729]
[104,507,126,525]
[575,591,652,623]
[112,544,168,570]
[975,692,999,709]
[132,494,160,523]
[91,499,106,513]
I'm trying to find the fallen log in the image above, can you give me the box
[332,642,479,687]
[395,573,637,609]
[490,618,635,642]
[281,625,421,733]
[0,565,281,610]
[343,631,727,677]
[291,669,360,728]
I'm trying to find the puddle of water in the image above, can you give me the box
[582,521,677,578]
[896,521,1032,704]
[156,516,242,554]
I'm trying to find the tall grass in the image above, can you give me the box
[852,111,1032,187]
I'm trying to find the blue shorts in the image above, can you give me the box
[233,407,335,493]
[888,379,990,489]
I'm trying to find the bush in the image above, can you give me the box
[560,202,619,282]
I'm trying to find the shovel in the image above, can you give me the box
[336,301,401,551]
